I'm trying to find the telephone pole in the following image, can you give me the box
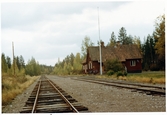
[98,7,102,75]
[12,42,15,76]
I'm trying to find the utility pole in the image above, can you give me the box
[12,42,15,77]
[98,7,102,75]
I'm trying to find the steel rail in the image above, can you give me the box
[32,80,41,113]
[75,78,165,95]
[47,79,79,113]
[79,77,165,90]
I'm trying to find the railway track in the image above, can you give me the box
[73,77,165,96]
[20,75,88,113]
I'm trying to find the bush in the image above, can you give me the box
[117,71,124,77]
[124,72,127,76]
[107,70,114,76]
[150,64,160,71]
[104,59,124,72]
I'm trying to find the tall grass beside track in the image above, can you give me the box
[2,75,39,105]
[126,71,165,84]
[97,71,165,84]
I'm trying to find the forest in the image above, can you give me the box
[1,14,165,76]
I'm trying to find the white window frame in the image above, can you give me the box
[130,60,136,66]
[89,61,92,69]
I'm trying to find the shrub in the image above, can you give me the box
[124,72,127,76]
[104,59,124,72]
[117,71,124,77]
[107,70,114,76]
[150,64,160,71]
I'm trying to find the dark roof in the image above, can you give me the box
[87,44,142,62]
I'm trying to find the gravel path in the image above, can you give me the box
[2,75,165,113]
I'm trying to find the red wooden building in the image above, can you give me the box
[82,42,142,74]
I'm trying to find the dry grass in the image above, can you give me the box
[126,71,165,84]
[96,71,165,84]
[126,76,165,84]
[2,75,39,105]
[96,75,116,79]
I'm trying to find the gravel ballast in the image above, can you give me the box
[2,75,165,113]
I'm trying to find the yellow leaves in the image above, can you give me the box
[154,14,165,60]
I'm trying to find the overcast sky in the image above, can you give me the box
[1,0,165,66]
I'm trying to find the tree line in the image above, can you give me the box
[1,54,54,77]
[141,14,165,70]
[52,14,165,75]
[1,14,165,76]
[106,22,165,71]
[107,14,164,71]
[52,53,82,75]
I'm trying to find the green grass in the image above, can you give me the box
[127,71,165,78]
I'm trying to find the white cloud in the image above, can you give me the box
[1,1,165,66]
[100,1,164,27]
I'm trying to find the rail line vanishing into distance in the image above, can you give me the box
[73,76,165,96]
[20,75,88,113]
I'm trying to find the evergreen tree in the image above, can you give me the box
[16,56,21,71]
[19,55,25,69]
[107,32,116,46]
[142,34,156,70]
[118,27,133,45]
[6,56,11,69]
[126,35,133,44]
[118,27,127,45]
[1,53,8,73]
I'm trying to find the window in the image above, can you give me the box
[130,60,136,66]
[89,61,92,69]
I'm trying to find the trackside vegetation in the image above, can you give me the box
[97,71,165,84]
[2,75,39,105]
[1,54,47,106]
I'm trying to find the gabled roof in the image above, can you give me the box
[87,44,142,62]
